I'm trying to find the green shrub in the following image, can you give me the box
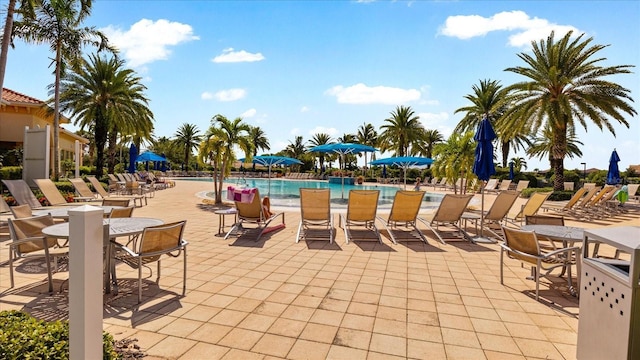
[548,190,575,201]
[0,310,118,359]
[520,187,554,198]
[0,166,22,181]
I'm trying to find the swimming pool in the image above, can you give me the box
[190,177,444,209]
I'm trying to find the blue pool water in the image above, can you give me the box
[189,177,444,208]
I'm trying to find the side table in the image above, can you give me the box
[215,209,238,235]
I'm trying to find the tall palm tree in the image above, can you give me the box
[454,79,523,167]
[201,115,252,204]
[356,123,377,174]
[526,125,584,166]
[12,0,111,179]
[173,123,202,170]
[248,126,270,156]
[307,132,332,172]
[59,53,152,177]
[0,0,40,102]
[510,157,528,173]
[413,128,444,160]
[379,105,424,157]
[503,31,636,190]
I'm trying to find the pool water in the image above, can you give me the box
[190,177,444,209]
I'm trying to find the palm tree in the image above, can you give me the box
[173,123,202,170]
[379,105,424,157]
[414,128,444,160]
[200,115,252,204]
[454,79,523,167]
[526,125,584,167]
[503,31,636,190]
[12,0,111,179]
[248,126,270,156]
[510,157,528,173]
[356,123,377,175]
[59,53,152,177]
[307,133,332,172]
[431,132,476,194]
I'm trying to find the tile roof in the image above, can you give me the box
[1,87,43,105]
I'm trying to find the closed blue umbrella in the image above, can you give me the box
[310,143,377,198]
[509,162,515,180]
[239,155,303,197]
[606,149,621,185]
[128,143,137,173]
[370,156,433,189]
[472,118,497,242]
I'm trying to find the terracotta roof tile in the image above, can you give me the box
[2,88,43,105]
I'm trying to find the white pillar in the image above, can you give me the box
[74,140,80,178]
[68,205,103,360]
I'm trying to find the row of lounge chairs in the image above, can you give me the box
[427,177,530,194]
[542,184,637,220]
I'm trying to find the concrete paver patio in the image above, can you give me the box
[1,179,639,359]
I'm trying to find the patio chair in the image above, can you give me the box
[420,193,473,244]
[86,176,146,207]
[10,204,33,219]
[627,183,640,203]
[109,206,135,219]
[112,220,188,303]
[433,177,448,190]
[506,192,552,225]
[224,188,285,241]
[483,178,499,193]
[102,199,131,207]
[34,178,97,206]
[466,190,520,241]
[566,186,600,217]
[379,190,427,244]
[514,180,530,192]
[0,196,10,232]
[68,177,98,199]
[297,188,333,243]
[563,182,575,191]
[524,214,565,251]
[580,186,617,218]
[2,179,43,209]
[500,226,579,301]
[542,187,587,215]
[340,190,381,244]
[6,214,67,293]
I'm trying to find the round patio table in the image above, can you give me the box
[33,206,123,219]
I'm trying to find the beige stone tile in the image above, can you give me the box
[177,342,230,359]
[221,348,266,360]
[407,323,443,343]
[157,318,203,337]
[471,318,511,336]
[309,308,344,326]
[340,313,375,331]
[326,345,368,360]
[477,333,522,355]
[210,309,249,327]
[444,344,488,359]
[267,318,307,338]
[513,338,564,359]
[408,339,447,360]
[504,322,548,341]
[251,334,296,358]
[186,322,233,343]
[145,335,197,359]
[238,313,278,332]
[483,350,527,360]
[333,328,371,350]
[439,313,474,331]
[373,317,407,337]
[441,327,481,348]
[218,328,264,350]
[407,310,440,326]
[368,333,407,357]
[287,339,331,360]
[281,305,315,322]
[299,323,339,344]
[253,301,287,317]
[347,301,378,316]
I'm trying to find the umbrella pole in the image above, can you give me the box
[268,166,272,197]
[472,180,496,244]
[341,154,345,199]
[404,167,407,190]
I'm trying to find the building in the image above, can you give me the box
[0,87,88,171]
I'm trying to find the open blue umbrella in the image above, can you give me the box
[136,151,166,162]
[371,156,433,189]
[606,149,621,185]
[128,143,137,173]
[239,155,303,197]
[472,118,497,242]
[310,143,377,198]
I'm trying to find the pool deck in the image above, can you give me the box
[1,179,639,359]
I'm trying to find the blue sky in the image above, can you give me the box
[4,0,639,172]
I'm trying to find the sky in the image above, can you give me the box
[4,0,639,172]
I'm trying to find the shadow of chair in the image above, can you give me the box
[500,226,579,301]
[224,188,285,241]
[6,214,67,293]
[421,193,472,244]
[379,190,427,244]
[297,188,333,244]
[340,190,381,244]
[112,220,188,303]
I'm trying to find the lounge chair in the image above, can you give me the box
[583,183,597,190]
[514,180,530,192]
[379,190,427,244]
[421,193,473,244]
[563,182,575,191]
[433,177,447,190]
[542,187,587,216]
[68,177,98,199]
[2,179,45,209]
[506,192,552,225]
[566,186,600,217]
[86,176,146,207]
[488,179,512,193]
[500,226,579,301]
[580,186,617,218]
[225,188,285,241]
[465,190,520,241]
[627,184,640,203]
[297,188,333,243]
[34,178,97,206]
[112,220,188,303]
[483,178,499,193]
[6,214,67,293]
[340,190,381,244]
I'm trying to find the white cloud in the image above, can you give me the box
[300,106,310,113]
[212,48,265,63]
[290,128,300,136]
[325,83,421,105]
[241,108,257,118]
[439,11,579,47]
[308,126,339,136]
[101,19,199,67]
[418,112,453,137]
[201,92,214,100]
[214,88,246,102]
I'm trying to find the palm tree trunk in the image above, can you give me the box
[107,130,118,174]
[94,109,108,178]
[52,44,63,179]
[501,141,510,168]
[0,0,17,103]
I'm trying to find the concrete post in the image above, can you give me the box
[68,205,103,360]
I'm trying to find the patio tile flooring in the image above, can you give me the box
[1,179,639,359]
